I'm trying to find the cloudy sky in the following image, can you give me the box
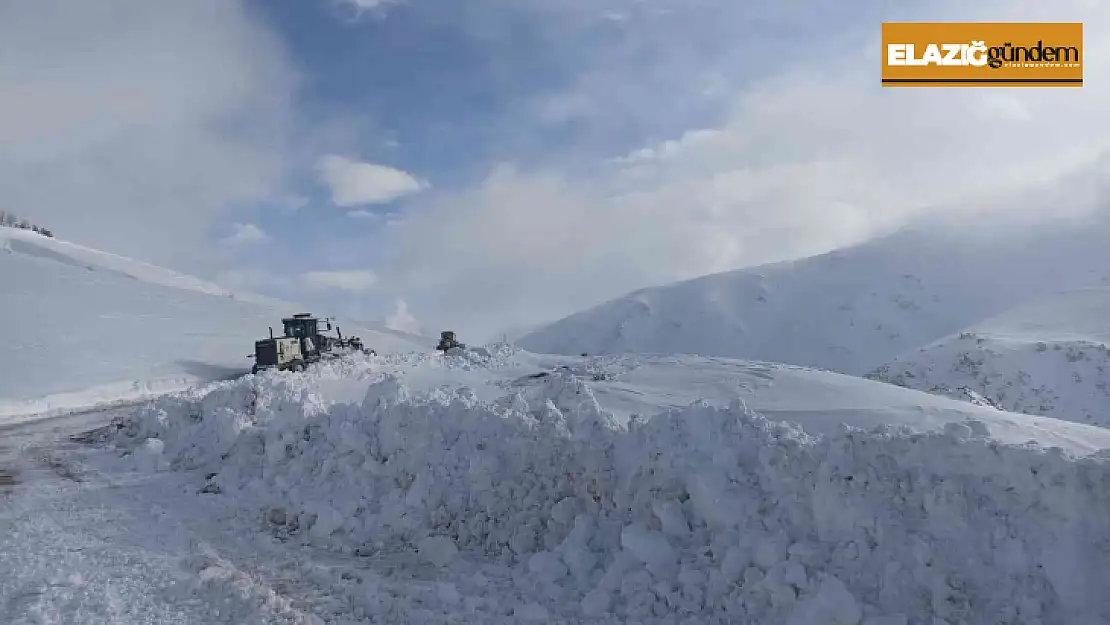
[1,0,1107,340]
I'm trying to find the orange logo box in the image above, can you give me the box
[881,22,1082,87]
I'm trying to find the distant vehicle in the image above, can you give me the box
[436,330,464,352]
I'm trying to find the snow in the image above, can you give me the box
[419,535,461,568]
[8,217,1110,623]
[0,227,428,423]
[80,345,1110,624]
[869,287,1110,427]
[0,409,338,625]
[383,350,1110,454]
[1,226,274,304]
[517,214,1110,375]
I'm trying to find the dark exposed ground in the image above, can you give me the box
[0,404,130,495]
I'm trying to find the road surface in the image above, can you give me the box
[0,404,523,624]
[0,405,332,624]
[0,405,123,495]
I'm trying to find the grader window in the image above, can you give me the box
[283,318,318,339]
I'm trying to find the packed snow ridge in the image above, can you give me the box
[109,349,1110,625]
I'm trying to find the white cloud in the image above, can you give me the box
[348,209,381,219]
[335,0,399,12]
[377,0,1110,340]
[348,0,395,7]
[224,223,267,245]
[536,92,595,125]
[302,269,378,292]
[385,299,423,335]
[326,0,403,24]
[277,196,311,213]
[0,0,296,273]
[315,155,426,207]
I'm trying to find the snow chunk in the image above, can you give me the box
[651,498,691,537]
[943,420,973,441]
[418,536,458,568]
[308,504,344,541]
[754,537,787,570]
[788,576,862,625]
[527,551,568,582]
[620,523,678,581]
[720,547,749,584]
[133,437,168,472]
[513,603,550,620]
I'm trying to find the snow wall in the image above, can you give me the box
[111,367,1110,625]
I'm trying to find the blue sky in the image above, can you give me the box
[2,0,1108,340]
[217,0,904,330]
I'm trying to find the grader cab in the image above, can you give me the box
[281,313,326,361]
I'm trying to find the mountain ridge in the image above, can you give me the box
[518,214,1110,375]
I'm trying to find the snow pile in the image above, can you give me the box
[110,368,1110,624]
[869,288,1110,427]
[440,342,521,371]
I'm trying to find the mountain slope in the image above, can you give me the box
[0,227,424,422]
[1,226,280,305]
[867,287,1110,426]
[518,215,1110,375]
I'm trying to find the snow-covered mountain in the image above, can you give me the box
[0,227,424,422]
[868,287,1110,426]
[517,214,1110,376]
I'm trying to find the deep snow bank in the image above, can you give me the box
[110,368,1110,625]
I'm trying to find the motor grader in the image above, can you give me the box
[251,313,373,374]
